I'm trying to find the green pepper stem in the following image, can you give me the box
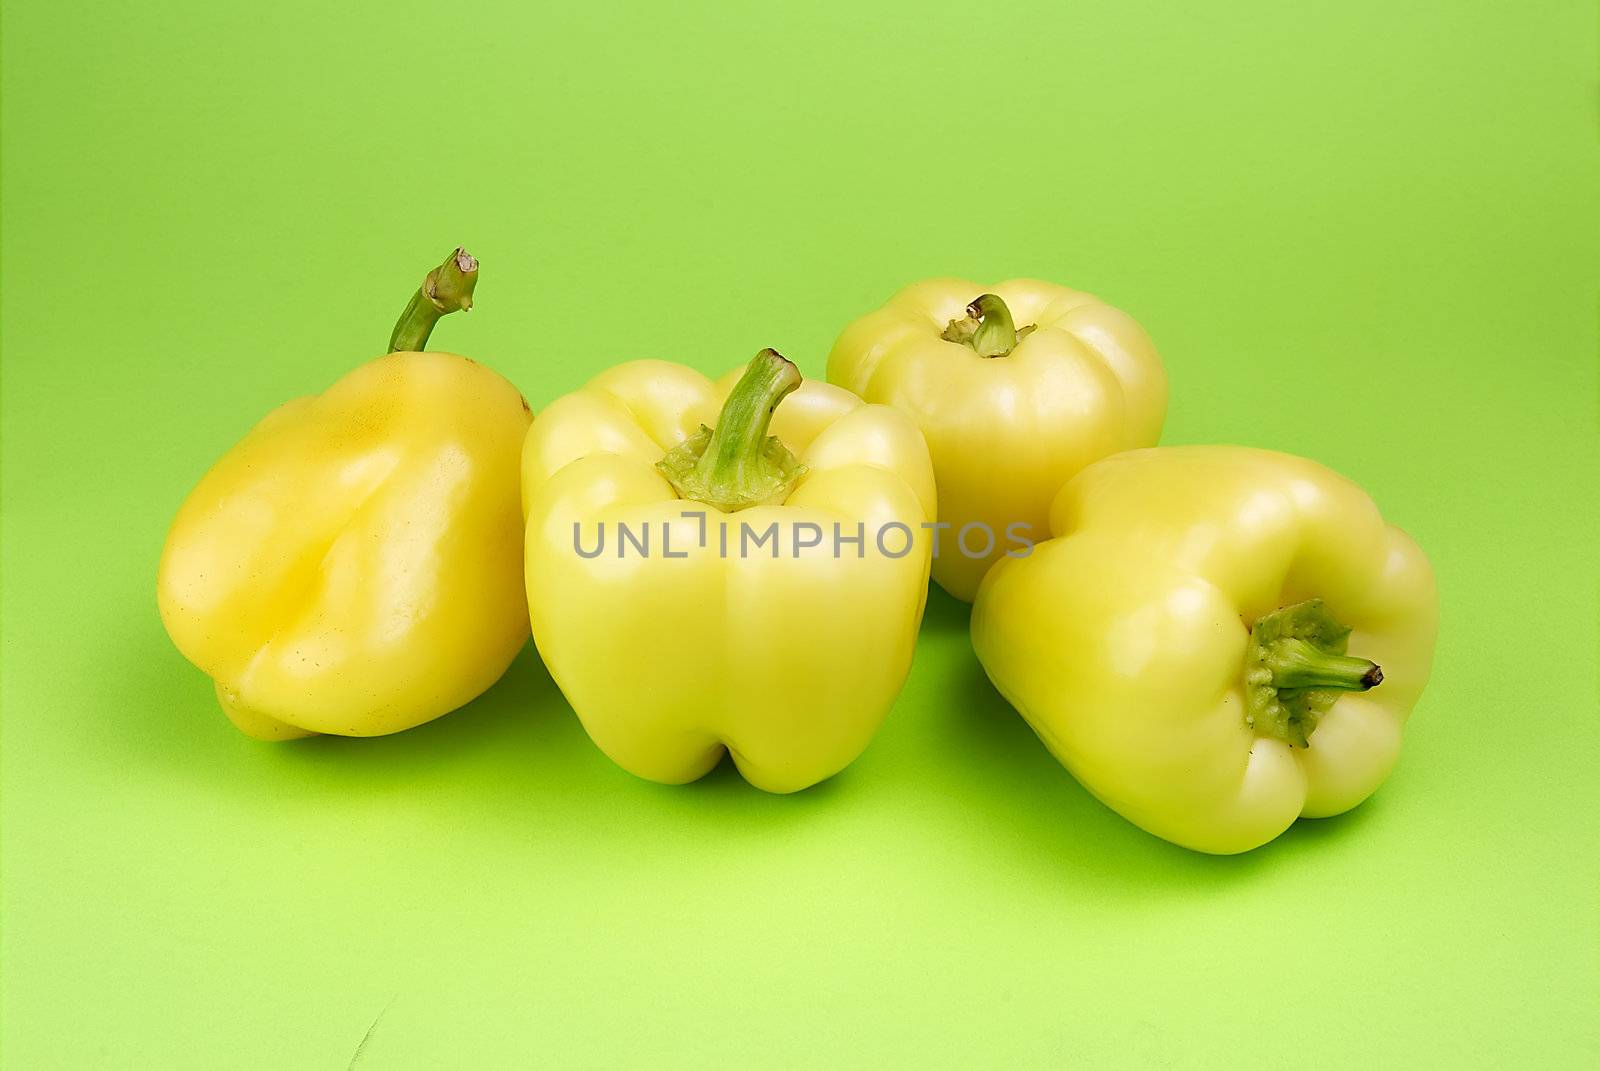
[968,294,1017,358]
[655,349,807,512]
[1243,599,1383,747]
[699,349,799,484]
[387,247,479,353]
[1261,637,1383,691]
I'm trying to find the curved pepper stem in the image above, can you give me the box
[1262,638,1383,691]
[941,293,1026,358]
[1244,599,1382,747]
[968,294,1018,358]
[656,349,807,512]
[387,247,479,353]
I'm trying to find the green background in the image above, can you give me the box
[3,0,1596,1065]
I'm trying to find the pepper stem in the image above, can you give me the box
[1243,599,1383,747]
[940,293,1026,358]
[387,247,479,353]
[1261,638,1383,691]
[656,349,807,512]
[968,294,1017,357]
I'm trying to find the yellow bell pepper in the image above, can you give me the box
[157,250,532,740]
[827,278,1166,601]
[521,349,936,792]
[971,446,1438,853]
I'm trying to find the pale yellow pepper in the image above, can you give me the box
[158,250,532,739]
[971,446,1438,853]
[521,350,935,792]
[828,279,1166,600]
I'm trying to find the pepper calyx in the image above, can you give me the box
[1244,598,1382,748]
[657,348,807,512]
[939,293,1035,358]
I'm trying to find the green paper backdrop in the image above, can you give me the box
[3,1,1596,1066]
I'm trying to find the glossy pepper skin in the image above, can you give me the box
[521,351,935,792]
[827,278,1166,601]
[157,250,532,739]
[971,446,1437,854]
